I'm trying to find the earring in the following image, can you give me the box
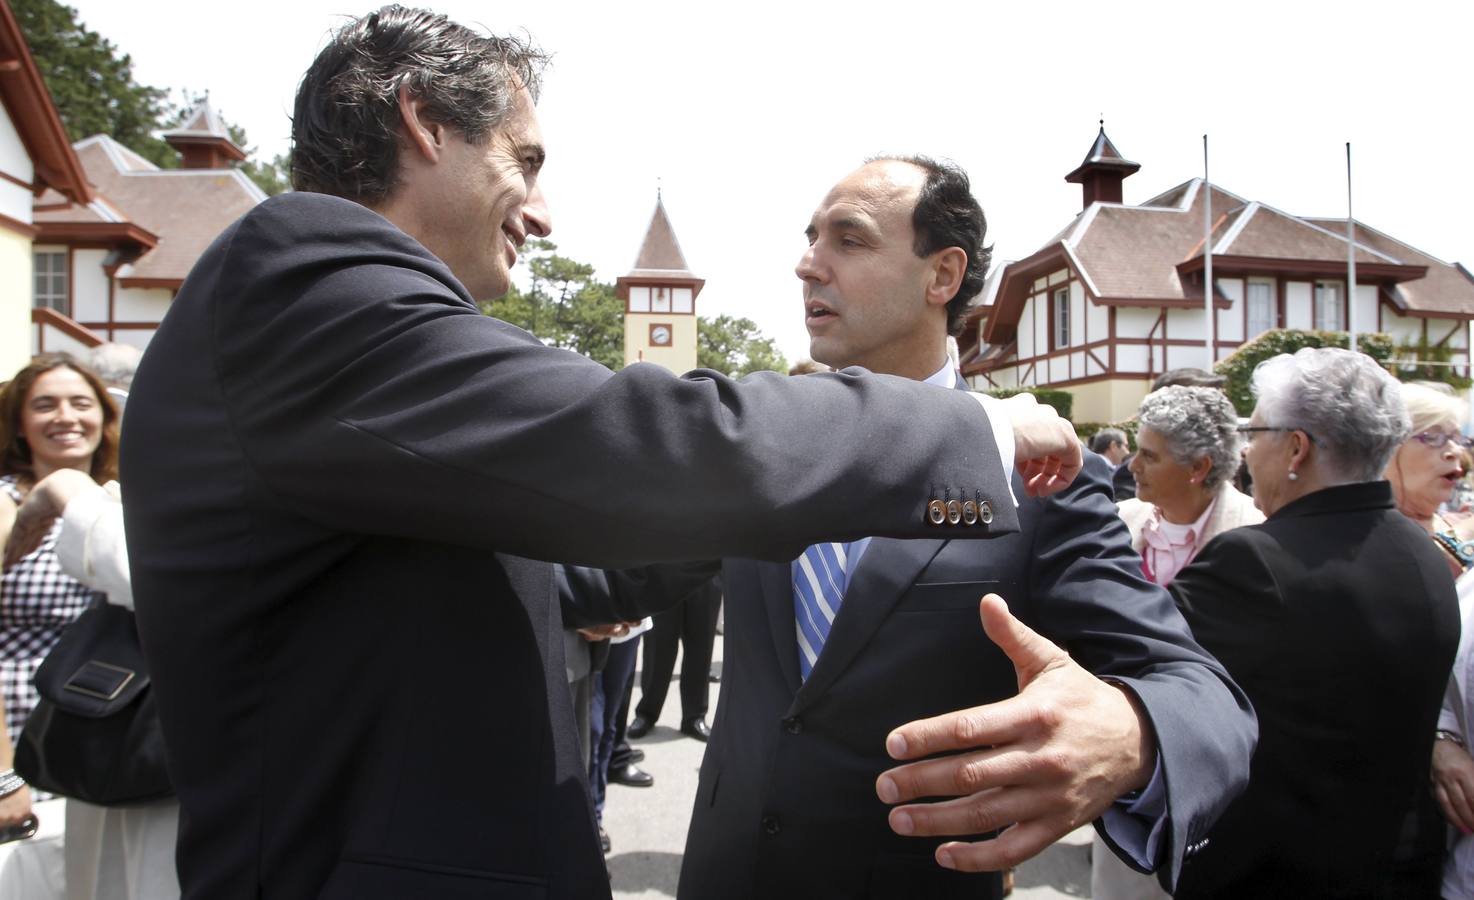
[1287,471,1299,481]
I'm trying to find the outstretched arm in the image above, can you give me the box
[874,594,1154,871]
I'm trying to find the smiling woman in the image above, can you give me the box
[0,354,117,805]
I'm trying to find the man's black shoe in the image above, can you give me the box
[627,715,653,739]
[628,748,645,764]
[680,718,711,742]
[609,763,655,787]
[599,827,611,854]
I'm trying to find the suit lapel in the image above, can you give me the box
[790,537,949,711]
[758,559,803,693]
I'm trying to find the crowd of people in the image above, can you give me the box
[0,6,1470,900]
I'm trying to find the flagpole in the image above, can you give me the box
[1346,142,1358,353]
[1203,135,1214,361]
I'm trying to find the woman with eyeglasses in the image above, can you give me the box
[1394,381,1474,900]
[1168,348,1458,899]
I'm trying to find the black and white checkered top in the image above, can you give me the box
[0,475,102,744]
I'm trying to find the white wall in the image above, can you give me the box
[1165,308,1207,341]
[1352,284,1378,335]
[72,249,111,322]
[114,287,172,323]
[1165,344,1212,371]
[1116,308,1160,340]
[1285,281,1312,330]
[1116,344,1149,374]
[112,329,153,351]
[0,106,32,189]
[1382,309,1422,343]
[1018,297,1034,359]
[673,287,693,314]
[1070,281,1084,345]
[1034,294,1048,354]
[1216,278,1245,343]
[1087,288,1107,342]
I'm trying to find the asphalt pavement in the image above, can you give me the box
[602,635,1093,899]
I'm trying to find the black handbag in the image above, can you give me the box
[14,601,173,805]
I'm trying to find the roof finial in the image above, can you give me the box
[1099,114,1104,130]
[657,176,662,203]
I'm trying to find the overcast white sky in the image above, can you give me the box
[64,0,1473,363]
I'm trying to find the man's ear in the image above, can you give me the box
[926,247,967,308]
[398,84,446,164]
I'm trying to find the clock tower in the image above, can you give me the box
[616,195,703,374]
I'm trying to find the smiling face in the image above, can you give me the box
[1387,421,1465,522]
[21,366,104,479]
[407,86,551,301]
[795,160,951,379]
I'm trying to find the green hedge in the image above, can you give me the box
[1214,330,1395,416]
[984,387,1073,421]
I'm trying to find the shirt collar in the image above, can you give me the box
[924,360,957,389]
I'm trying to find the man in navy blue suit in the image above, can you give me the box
[675,156,1257,899]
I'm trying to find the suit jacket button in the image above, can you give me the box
[761,815,781,835]
[926,500,947,525]
[961,500,979,525]
[945,500,962,525]
[783,716,802,734]
[979,501,993,525]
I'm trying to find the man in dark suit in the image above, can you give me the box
[676,157,1257,899]
[118,11,1084,900]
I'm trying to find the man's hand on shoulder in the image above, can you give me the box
[1000,393,1081,497]
[874,594,1154,872]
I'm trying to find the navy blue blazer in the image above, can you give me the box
[679,448,1257,900]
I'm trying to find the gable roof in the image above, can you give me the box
[0,0,91,204]
[33,134,263,285]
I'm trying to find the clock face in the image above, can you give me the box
[650,324,673,347]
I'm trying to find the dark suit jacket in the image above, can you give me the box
[119,193,1021,900]
[1170,481,1458,899]
[678,451,1257,900]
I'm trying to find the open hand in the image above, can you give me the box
[1433,737,1474,835]
[1002,394,1081,497]
[875,594,1153,871]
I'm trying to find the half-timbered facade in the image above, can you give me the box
[961,128,1474,422]
[28,99,264,355]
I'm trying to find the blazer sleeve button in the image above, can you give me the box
[961,500,979,525]
[926,500,947,525]
[782,716,802,734]
[979,501,994,525]
[761,815,781,835]
[945,499,963,525]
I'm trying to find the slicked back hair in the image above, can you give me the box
[290,5,548,204]
[869,155,992,335]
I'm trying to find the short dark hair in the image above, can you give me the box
[1152,367,1226,391]
[290,5,548,204]
[1089,428,1126,455]
[869,155,992,335]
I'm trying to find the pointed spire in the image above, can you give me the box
[1064,123,1141,209]
[628,196,696,278]
[161,97,246,170]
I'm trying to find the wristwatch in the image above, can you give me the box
[1436,729,1467,748]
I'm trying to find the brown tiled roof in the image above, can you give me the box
[1068,181,1245,300]
[1303,218,1474,317]
[628,198,697,278]
[1216,205,1391,265]
[34,135,263,284]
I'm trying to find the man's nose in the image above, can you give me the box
[795,245,824,283]
[524,183,551,238]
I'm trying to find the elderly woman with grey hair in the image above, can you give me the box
[1092,386,1262,900]
[1117,386,1262,588]
[1165,348,1458,898]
